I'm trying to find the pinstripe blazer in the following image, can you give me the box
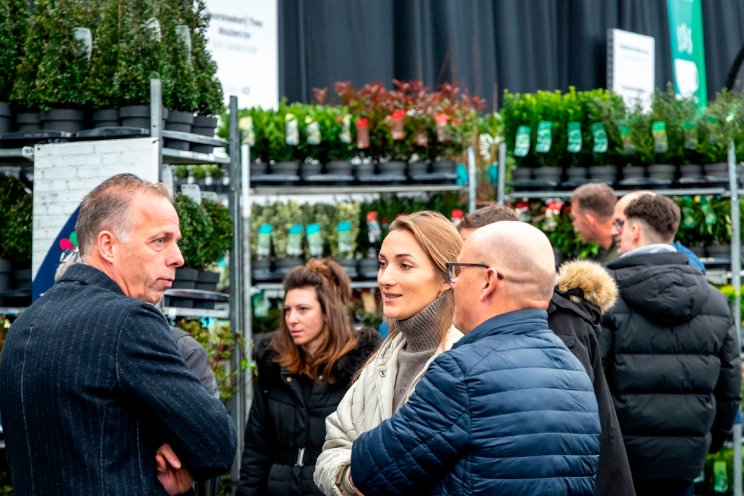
[0,264,236,495]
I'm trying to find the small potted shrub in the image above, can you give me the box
[585,89,627,184]
[199,198,232,292]
[0,0,29,132]
[1,193,33,298]
[86,0,122,127]
[0,173,30,292]
[646,85,694,185]
[173,194,212,297]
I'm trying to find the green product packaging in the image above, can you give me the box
[257,224,272,258]
[306,223,323,257]
[285,113,299,146]
[287,224,304,256]
[591,122,608,153]
[514,125,531,157]
[683,120,698,149]
[619,124,635,155]
[652,121,668,154]
[337,221,352,256]
[252,290,270,318]
[713,459,728,493]
[567,122,582,153]
[535,120,553,153]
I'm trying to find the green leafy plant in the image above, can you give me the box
[159,0,197,112]
[174,194,213,270]
[1,192,33,266]
[647,84,696,165]
[86,0,122,109]
[190,0,224,116]
[0,0,29,102]
[201,199,233,267]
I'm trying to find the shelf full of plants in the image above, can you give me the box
[0,0,226,162]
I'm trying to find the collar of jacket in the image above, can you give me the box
[58,262,126,296]
[607,250,688,270]
[454,308,549,349]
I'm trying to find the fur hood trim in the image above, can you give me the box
[556,260,618,313]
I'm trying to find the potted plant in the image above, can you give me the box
[190,0,224,153]
[113,0,165,129]
[30,0,97,132]
[199,198,232,291]
[173,194,212,296]
[312,89,355,178]
[270,201,305,276]
[646,84,694,185]
[327,201,360,278]
[699,89,744,181]
[0,173,29,293]
[1,193,33,297]
[0,0,29,133]
[86,0,122,127]
[585,89,628,184]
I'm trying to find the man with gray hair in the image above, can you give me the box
[0,173,236,495]
[350,221,601,495]
[602,195,740,496]
[570,183,619,263]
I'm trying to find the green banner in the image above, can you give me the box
[667,0,707,108]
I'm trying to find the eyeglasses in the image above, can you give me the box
[446,262,505,281]
[612,218,625,230]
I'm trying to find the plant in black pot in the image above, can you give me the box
[30,0,97,132]
[698,89,744,182]
[160,0,197,150]
[199,198,232,292]
[113,0,165,129]
[265,103,300,181]
[0,193,33,302]
[0,0,29,133]
[646,84,693,185]
[86,0,123,127]
[172,194,212,307]
[584,89,627,185]
[621,105,653,186]
[190,0,224,152]
[0,173,30,294]
[327,201,360,279]
[10,0,46,129]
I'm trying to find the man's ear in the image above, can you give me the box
[480,268,499,301]
[97,231,117,263]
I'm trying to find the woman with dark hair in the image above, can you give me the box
[314,211,463,496]
[236,258,380,496]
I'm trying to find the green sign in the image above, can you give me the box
[667,0,707,108]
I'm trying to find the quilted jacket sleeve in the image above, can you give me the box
[314,367,368,496]
[710,316,742,453]
[350,353,470,495]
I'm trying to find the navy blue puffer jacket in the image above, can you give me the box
[350,308,600,496]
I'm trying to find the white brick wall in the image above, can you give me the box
[32,138,160,276]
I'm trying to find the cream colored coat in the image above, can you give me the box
[313,327,462,496]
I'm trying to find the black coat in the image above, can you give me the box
[548,260,635,496]
[236,328,380,496]
[601,251,741,482]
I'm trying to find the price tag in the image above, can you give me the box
[591,123,608,153]
[567,121,581,153]
[535,121,553,153]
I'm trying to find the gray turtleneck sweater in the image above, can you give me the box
[392,297,444,411]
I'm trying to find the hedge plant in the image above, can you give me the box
[0,0,29,103]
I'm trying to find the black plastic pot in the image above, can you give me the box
[120,105,167,130]
[338,258,358,279]
[0,102,11,134]
[251,259,274,282]
[271,161,300,175]
[618,165,646,186]
[91,108,119,128]
[432,159,457,175]
[379,161,407,175]
[13,267,31,291]
[42,109,87,133]
[195,270,220,292]
[588,165,617,185]
[532,166,562,188]
[358,258,379,280]
[274,257,303,278]
[326,160,353,175]
[704,162,729,184]
[563,167,588,188]
[646,163,676,186]
[355,162,376,182]
[173,267,199,289]
[0,258,12,292]
[191,115,218,153]
[15,111,42,132]
[678,164,704,185]
[706,244,731,263]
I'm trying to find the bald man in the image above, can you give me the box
[350,222,601,496]
[612,191,705,273]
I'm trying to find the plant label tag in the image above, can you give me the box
[436,113,451,142]
[239,116,255,145]
[366,211,381,244]
[340,114,352,143]
[535,121,552,153]
[306,223,323,257]
[285,114,299,146]
[73,27,92,62]
[287,224,304,256]
[257,224,272,258]
[337,221,352,256]
[356,117,369,149]
[143,18,161,42]
[591,123,608,153]
[415,129,428,147]
[567,121,582,153]
[514,125,531,157]
[180,184,201,204]
[683,120,698,149]
[253,290,270,318]
[306,117,321,145]
[652,121,668,154]
[175,25,192,64]
[619,124,634,155]
[391,109,405,141]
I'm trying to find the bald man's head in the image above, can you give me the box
[612,190,654,251]
[453,221,556,332]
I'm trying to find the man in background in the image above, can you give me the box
[570,183,619,263]
[601,195,740,495]
[0,173,236,495]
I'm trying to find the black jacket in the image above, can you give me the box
[236,328,380,496]
[601,251,741,482]
[548,260,635,496]
[0,264,236,495]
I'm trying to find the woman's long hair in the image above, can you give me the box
[270,258,358,383]
[383,211,462,346]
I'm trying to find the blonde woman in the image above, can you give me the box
[314,211,463,496]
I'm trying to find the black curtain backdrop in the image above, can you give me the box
[278,0,744,108]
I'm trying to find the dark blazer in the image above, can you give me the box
[0,264,236,496]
